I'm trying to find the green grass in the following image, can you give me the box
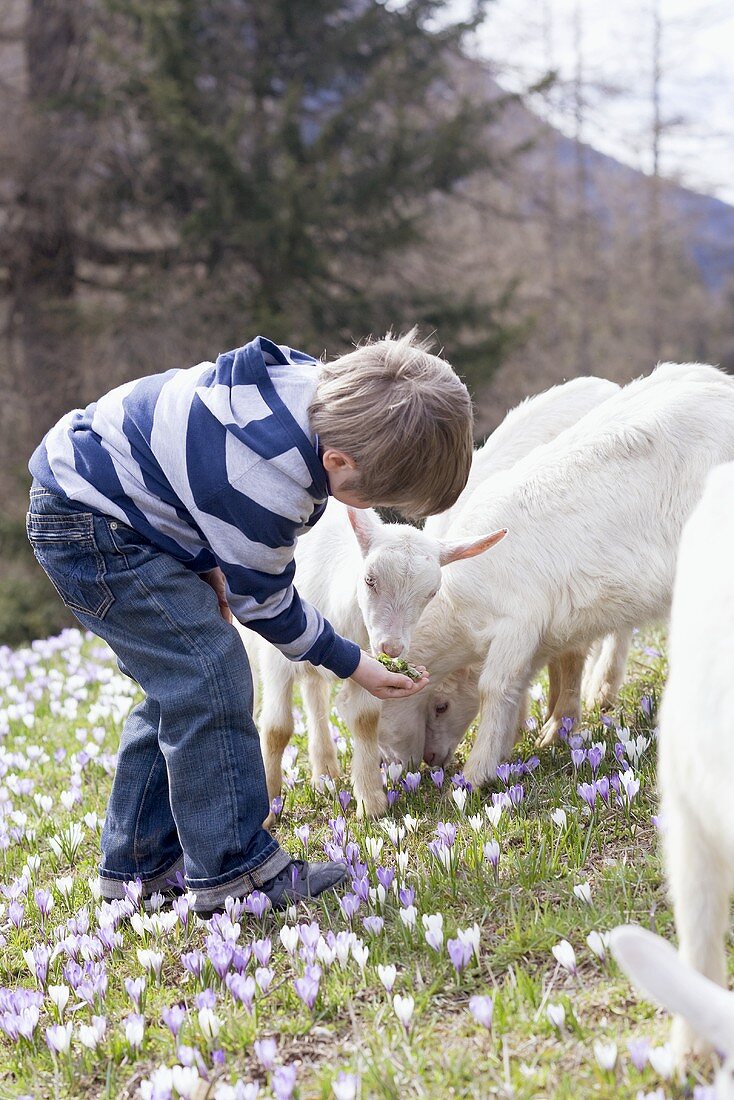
[0,627,720,1098]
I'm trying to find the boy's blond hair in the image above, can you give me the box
[309,329,473,519]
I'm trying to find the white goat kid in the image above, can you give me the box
[652,460,734,1063]
[379,364,734,785]
[254,499,498,817]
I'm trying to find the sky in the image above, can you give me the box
[448,0,734,205]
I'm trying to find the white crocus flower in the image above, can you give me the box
[451,788,467,813]
[552,939,577,975]
[586,931,610,960]
[392,994,415,1029]
[546,1003,566,1029]
[593,1040,618,1071]
[573,882,592,906]
[648,1043,675,1079]
[377,964,397,992]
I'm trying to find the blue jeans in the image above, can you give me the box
[26,483,290,911]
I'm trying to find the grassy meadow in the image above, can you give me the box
[0,627,718,1099]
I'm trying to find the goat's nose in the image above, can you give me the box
[424,749,436,765]
[379,640,403,658]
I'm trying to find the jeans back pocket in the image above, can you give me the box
[26,511,114,619]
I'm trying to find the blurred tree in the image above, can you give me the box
[90,0,517,358]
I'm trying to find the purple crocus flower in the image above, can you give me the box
[436,822,457,847]
[208,942,234,981]
[195,988,217,1010]
[402,772,421,793]
[243,891,271,918]
[447,937,473,972]
[344,844,361,867]
[294,969,321,1010]
[398,886,415,908]
[386,790,400,807]
[640,695,653,719]
[376,866,395,891]
[338,790,352,811]
[595,776,611,804]
[469,994,494,1028]
[161,1004,186,1038]
[588,746,603,775]
[253,938,272,967]
[270,796,284,817]
[272,1065,297,1100]
[430,768,444,788]
[570,748,587,769]
[577,782,597,810]
[626,1036,651,1071]
[299,922,320,951]
[329,817,347,845]
[232,944,252,973]
[254,1036,277,1070]
[483,840,500,870]
[524,756,540,773]
[340,893,361,920]
[496,763,511,785]
[172,895,190,927]
[34,889,53,919]
[294,824,310,849]
[123,879,143,906]
[225,973,256,1012]
[181,950,206,980]
[8,901,24,929]
[351,875,370,902]
[124,976,145,1010]
[362,915,384,935]
[508,784,524,807]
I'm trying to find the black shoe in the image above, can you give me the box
[195,859,348,919]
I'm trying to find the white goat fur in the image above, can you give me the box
[610,924,734,1096]
[249,376,623,813]
[378,363,734,784]
[655,459,734,1063]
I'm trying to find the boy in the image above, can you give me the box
[26,330,473,917]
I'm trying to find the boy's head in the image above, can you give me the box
[309,329,473,519]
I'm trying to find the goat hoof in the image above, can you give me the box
[310,758,342,786]
[355,788,388,819]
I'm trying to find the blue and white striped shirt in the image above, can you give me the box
[29,336,361,678]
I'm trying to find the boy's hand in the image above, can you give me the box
[201,567,233,623]
[350,652,429,699]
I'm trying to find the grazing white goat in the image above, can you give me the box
[611,924,734,1096]
[251,501,499,816]
[616,460,734,1067]
[252,376,622,812]
[378,364,734,784]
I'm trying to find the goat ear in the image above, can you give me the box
[346,507,382,556]
[610,925,734,1056]
[438,528,508,567]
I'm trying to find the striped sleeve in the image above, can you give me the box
[190,459,360,678]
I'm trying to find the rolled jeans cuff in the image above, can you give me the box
[189,844,292,913]
[99,854,185,899]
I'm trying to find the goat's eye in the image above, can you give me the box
[365,575,376,590]
[435,701,449,715]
